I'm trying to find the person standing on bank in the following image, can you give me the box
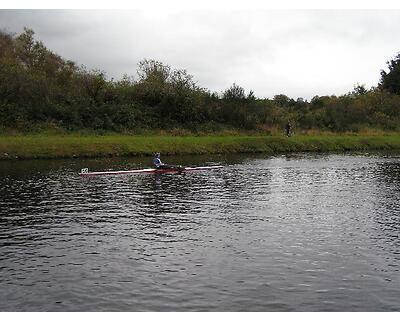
[285,121,293,137]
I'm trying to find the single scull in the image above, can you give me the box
[79,165,223,176]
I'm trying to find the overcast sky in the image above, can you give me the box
[1,9,400,99]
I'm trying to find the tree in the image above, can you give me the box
[134,59,171,106]
[223,83,246,101]
[379,53,400,94]
[80,69,107,106]
[1,28,399,133]
[137,59,170,83]
[273,94,295,108]
[352,83,367,95]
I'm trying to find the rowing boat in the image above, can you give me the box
[79,165,223,176]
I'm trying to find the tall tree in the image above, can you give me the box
[223,83,246,101]
[379,53,400,94]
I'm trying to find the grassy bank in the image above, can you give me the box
[1,134,400,160]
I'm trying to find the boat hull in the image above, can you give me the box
[79,165,223,176]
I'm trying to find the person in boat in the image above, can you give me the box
[153,152,183,171]
[153,152,163,168]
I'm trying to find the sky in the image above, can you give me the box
[1,9,400,99]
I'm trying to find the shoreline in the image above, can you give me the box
[1,134,400,160]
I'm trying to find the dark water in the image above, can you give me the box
[1,152,400,311]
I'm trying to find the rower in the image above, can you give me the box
[153,152,163,168]
[153,152,183,172]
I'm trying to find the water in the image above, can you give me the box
[0,152,400,311]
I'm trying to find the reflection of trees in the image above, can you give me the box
[0,154,276,249]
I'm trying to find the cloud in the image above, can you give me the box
[1,9,400,99]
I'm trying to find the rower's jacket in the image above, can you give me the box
[153,157,162,167]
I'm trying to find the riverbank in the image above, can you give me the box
[1,134,400,160]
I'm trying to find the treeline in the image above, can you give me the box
[1,28,400,134]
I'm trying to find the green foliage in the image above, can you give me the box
[223,83,246,101]
[0,28,399,134]
[380,53,400,94]
[273,94,295,108]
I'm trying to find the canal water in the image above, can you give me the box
[0,152,399,311]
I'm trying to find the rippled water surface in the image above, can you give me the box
[1,152,400,311]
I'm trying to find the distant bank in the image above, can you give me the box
[1,135,400,160]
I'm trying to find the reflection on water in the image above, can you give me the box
[0,152,400,311]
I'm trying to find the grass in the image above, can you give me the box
[1,134,400,160]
